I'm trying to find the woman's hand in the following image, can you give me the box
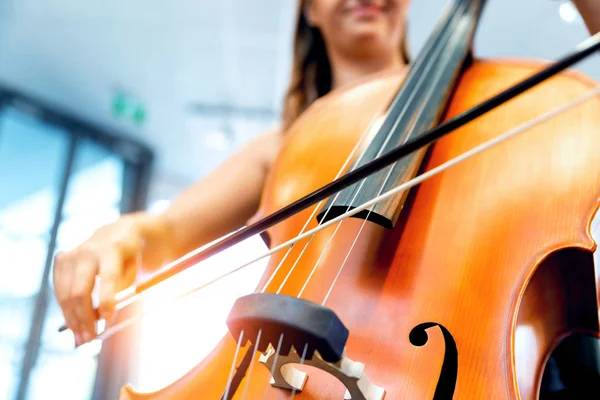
[52,212,175,346]
[52,127,280,347]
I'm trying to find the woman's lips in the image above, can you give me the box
[347,2,385,17]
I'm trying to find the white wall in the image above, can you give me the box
[1,0,597,190]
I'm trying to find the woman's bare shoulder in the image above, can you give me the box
[248,124,284,170]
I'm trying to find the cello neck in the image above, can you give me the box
[317,0,488,228]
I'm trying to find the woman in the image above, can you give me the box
[55,0,415,346]
[53,0,600,394]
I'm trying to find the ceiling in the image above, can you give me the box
[0,0,597,185]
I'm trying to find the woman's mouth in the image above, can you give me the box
[345,1,387,17]
[352,5,383,16]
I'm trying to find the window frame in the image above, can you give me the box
[0,84,154,400]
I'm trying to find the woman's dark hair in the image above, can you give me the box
[281,1,410,130]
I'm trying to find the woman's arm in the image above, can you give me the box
[572,0,600,34]
[161,127,283,259]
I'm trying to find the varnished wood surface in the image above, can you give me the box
[121,59,600,399]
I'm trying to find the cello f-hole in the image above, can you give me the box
[410,323,459,400]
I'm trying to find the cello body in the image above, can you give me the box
[121,57,600,399]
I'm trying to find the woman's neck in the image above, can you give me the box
[330,51,407,90]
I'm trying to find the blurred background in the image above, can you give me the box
[0,0,598,399]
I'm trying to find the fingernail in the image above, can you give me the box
[74,334,81,348]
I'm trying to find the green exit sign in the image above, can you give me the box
[112,92,147,126]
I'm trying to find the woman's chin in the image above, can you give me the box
[343,21,389,40]
[344,31,390,51]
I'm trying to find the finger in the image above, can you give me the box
[53,252,82,343]
[121,257,138,290]
[68,252,99,343]
[56,290,82,345]
[98,248,125,323]
[63,307,83,346]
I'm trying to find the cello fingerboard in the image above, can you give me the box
[317,0,487,229]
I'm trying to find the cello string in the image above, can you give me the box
[222,88,388,396]
[262,333,285,400]
[89,88,600,343]
[222,62,397,396]
[289,343,309,400]
[322,217,369,306]
[240,329,262,399]
[239,95,395,393]
[277,3,461,297]
[295,7,465,299]
[92,99,379,352]
[261,110,383,293]
[272,103,405,295]
[264,26,451,346]
[223,329,245,400]
[264,13,454,295]
[268,15,451,295]
[225,0,468,304]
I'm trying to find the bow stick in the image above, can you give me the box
[59,31,600,335]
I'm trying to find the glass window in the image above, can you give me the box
[0,89,150,399]
[0,344,21,400]
[29,139,125,399]
[61,139,124,220]
[0,108,69,237]
[0,106,70,400]
[56,139,124,254]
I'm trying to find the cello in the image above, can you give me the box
[65,0,600,398]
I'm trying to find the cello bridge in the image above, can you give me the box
[258,345,386,400]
